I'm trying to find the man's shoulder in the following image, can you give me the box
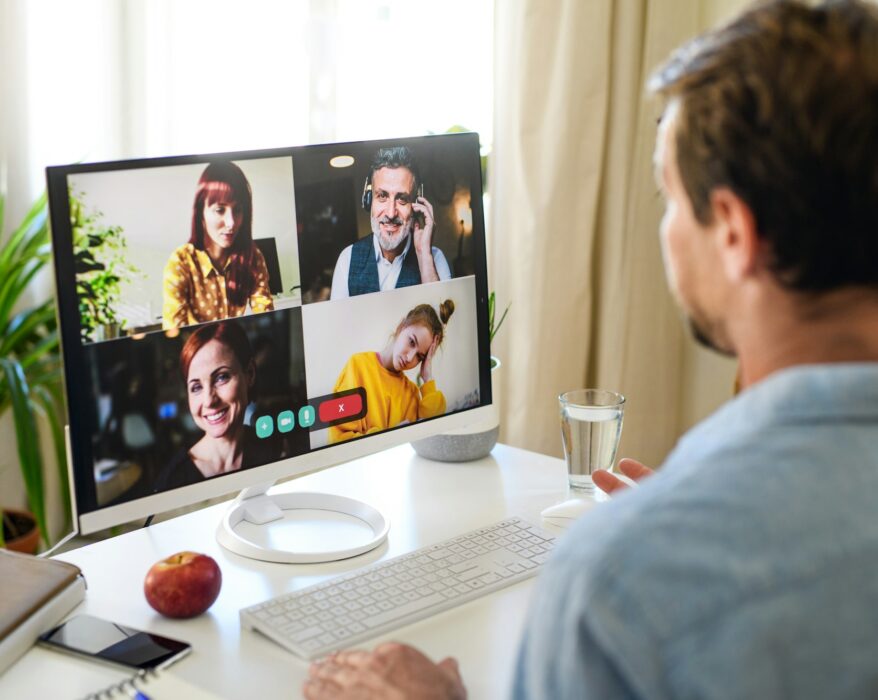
[540,440,878,691]
[550,405,878,638]
[428,245,452,279]
[333,241,355,263]
[351,235,374,252]
[342,236,375,265]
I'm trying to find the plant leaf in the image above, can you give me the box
[0,194,48,273]
[0,302,56,358]
[18,330,60,372]
[492,303,510,343]
[0,357,47,545]
[0,257,47,330]
[33,385,71,530]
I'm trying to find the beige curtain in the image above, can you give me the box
[489,0,741,466]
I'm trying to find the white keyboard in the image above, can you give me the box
[240,516,557,660]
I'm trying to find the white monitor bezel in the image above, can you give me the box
[48,133,493,537]
[71,404,495,534]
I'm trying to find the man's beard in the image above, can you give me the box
[686,311,736,358]
[373,215,413,253]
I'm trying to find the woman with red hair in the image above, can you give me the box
[154,320,272,490]
[162,161,274,329]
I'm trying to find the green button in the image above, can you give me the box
[255,415,274,438]
[298,405,316,428]
[277,410,295,433]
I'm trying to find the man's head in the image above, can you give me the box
[649,0,878,352]
[366,146,421,254]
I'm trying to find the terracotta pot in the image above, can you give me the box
[2,508,40,554]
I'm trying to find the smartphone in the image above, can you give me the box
[38,614,191,671]
[413,183,426,226]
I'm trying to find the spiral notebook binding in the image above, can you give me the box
[83,668,158,699]
[79,666,219,700]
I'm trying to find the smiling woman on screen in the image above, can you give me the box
[162,161,274,329]
[329,299,454,444]
[154,320,272,491]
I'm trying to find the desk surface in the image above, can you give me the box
[1,444,573,699]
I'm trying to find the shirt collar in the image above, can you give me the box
[371,232,411,264]
[193,245,225,277]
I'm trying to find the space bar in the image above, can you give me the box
[362,593,447,629]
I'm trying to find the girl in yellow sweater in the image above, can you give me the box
[329,299,455,443]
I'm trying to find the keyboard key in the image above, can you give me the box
[449,561,475,575]
[291,626,323,643]
[361,593,446,629]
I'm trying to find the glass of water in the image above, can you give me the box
[559,389,625,494]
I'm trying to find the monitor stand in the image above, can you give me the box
[215,483,389,564]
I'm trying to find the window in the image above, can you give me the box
[23,0,493,186]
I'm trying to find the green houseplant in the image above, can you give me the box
[70,189,137,343]
[0,192,69,550]
[488,291,509,369]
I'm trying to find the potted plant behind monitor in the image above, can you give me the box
[0,193,70,553]
[69,189,137,343]
[412,292,509,462]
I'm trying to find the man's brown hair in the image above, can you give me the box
[650,0,878,292]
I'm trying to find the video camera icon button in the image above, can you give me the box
[277,410,295,433]
[318,393,364,423]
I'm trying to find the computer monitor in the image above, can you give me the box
[253,237,284,295]
[47,132,493,562]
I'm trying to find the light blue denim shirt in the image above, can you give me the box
[514,364,878,699]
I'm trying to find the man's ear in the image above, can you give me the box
[710,188,760,281]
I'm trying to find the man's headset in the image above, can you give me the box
[362,174,425,210]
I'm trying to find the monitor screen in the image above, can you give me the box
[47,133,492,534]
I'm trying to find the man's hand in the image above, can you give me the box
[592,458,654,495]
[412,196,440,283]
[303,642,466,700]
[411,196,435,253]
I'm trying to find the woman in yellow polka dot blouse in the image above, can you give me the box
[162,161,274,329]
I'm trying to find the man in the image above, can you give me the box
[330,146,452,299]
[304,1,878,697]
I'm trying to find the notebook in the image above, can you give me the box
[0,549,86,674]
[83,668,221,699]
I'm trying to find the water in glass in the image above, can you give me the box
[561,404,623,491]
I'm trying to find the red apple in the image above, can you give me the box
[144,551,222,618]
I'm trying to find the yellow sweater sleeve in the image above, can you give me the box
[418,380,446,419]
[328,354,447,444]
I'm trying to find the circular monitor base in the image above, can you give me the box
[216,491,389,564]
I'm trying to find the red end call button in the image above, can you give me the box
[319,392,364,423]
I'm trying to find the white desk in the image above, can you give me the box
[1,444,572,699]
